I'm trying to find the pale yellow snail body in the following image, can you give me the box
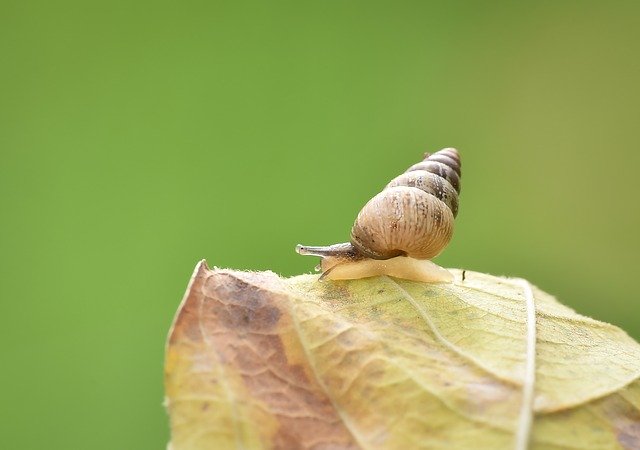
[296,148,461,282]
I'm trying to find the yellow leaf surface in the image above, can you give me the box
[165,261,640,450]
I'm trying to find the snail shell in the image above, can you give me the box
[296,148,461,282]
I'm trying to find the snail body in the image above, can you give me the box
[296,148,461,282]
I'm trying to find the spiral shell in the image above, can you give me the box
[350,148,461,260]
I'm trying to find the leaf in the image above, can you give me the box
[165,261,640,450]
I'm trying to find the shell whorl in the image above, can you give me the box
[349,148,461,260]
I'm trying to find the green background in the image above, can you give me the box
[2,1,639,449]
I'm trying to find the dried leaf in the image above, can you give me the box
[165,261,640,450]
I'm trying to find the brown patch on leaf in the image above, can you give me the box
[619,422,640,450]
[599,390,640,450]
[166,261,358,450]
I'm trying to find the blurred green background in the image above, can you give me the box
[1,1,639,448]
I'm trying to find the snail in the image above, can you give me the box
[296,148,461,282]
